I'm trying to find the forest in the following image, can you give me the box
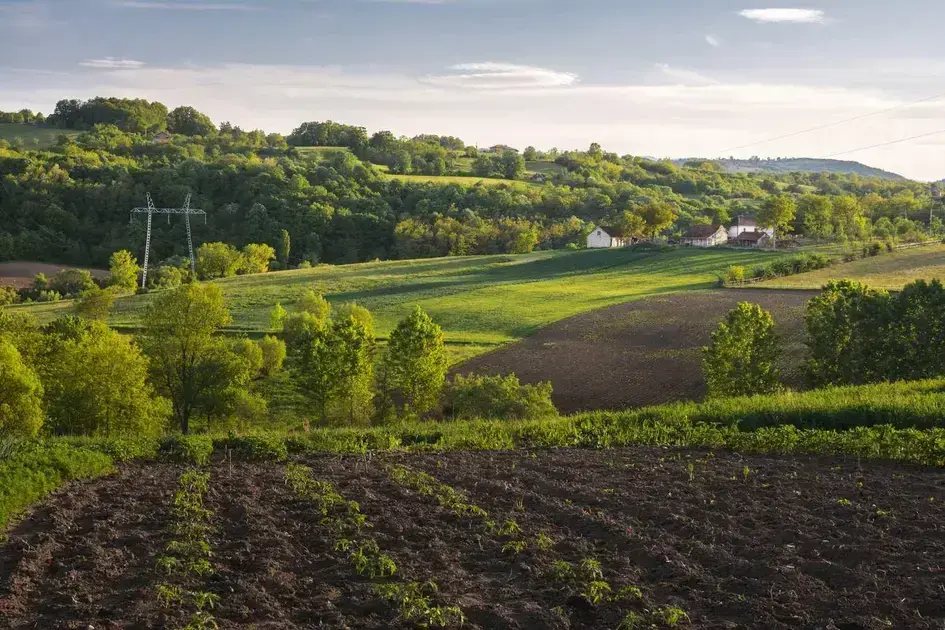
[0,97,940,269]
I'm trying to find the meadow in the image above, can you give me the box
[0,123,78,148]
[756,242,945,289]
[10,246,790,360]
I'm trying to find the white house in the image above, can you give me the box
[587,226,632,249]
[728,215,773,239]
[681,225,728,247]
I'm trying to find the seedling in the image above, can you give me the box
[581,580,611,605]
[549,560,574,581]
[617,612,645,630]
[190,591,220,611]
[501,539,527,555]
[655,606,691,626]
[613,585,643,602]
[534,531,555,552]
[837,498,852,506]
[156,583,184,608]
[687,462,695,482]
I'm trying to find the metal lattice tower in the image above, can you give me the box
[130,193,206,288]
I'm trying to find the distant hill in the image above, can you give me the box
[675,157,906,181]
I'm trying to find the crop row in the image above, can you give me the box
[389,464,690,627]
[284,463,465,627]
[155,469,219,630]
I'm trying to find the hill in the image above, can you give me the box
[10,246,789,363]
[702,157,906,180]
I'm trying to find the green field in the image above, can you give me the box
[757,243,945,290]
[12,247,789,360]
[0,123,78,148]
[377,171,536,188]
[525,160,567,176]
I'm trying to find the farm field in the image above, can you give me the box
[10,247,789,360]
[0,123,79,148]
[756,243,945,290]
[0,261,108,289]
[1,448,942,629]
[456,289,814,412]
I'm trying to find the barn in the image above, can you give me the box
[587,226,633,249]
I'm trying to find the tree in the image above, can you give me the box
[334,302,374,338]
[500,152,526,180]
[73,286,116,320]
[259,335,286,376]
[831,195,865,240]
[166,106,216,136]
[269,302,287,332]
[702,302,781,398]
[328,314,374,425]
[523,146,538,161]
[139,283,234,434]
[195,242,242,280]
[278,229,291,267]
[291,321,336,424]
[0,338,44,437]
[297,289,331,321]
[107,250,140,292]
[232,338,264,379]
[240,243,276,274]
[381,307,448,417]
[637,201,677,238]
[44,322,168,437]
[50,268,96,297]
[886,279,945,381]
[804,280,892,386]
[798,194,833,240]
[757,195,797,247]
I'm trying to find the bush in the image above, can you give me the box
[233,338,264,378]
[219,433,288,461]
[49,268,96,297]
[0,286,19,306]
[0,338,44,438]
[702,302,781,397]
[259,335,286,375]
[37,290,61,302]
[444,373,557,421]
[724,265,745,284]
[158,435,214,465]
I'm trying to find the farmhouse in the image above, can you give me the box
[731,230,771,248]
[151,131,172,144]
[728,215,773,239]
[680,225,728,247]
[587,226,633,248]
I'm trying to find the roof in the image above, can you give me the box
[734,214,757,226]
[598,225,632,238]
[733,230,769,242]
[682,225,724,239]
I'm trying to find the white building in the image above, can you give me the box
[728,215,773,239]
[587,226,632,249]
[681,225,728,247]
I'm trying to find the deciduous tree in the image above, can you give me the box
[381,307,448,418]
[702,302,781,397]
[0,338,44,437]
[107,250,140,292]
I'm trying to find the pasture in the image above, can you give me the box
[756,243,945,290]
[0,123,78,148]
[1,448,941,629]
[10,247,790,361]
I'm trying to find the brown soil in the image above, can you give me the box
[0,262,109,289]
[454,289,816,413]
[1,448,943,629]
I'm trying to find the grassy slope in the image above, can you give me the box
[0,124,79,148]
[378,172,538,188]
[12,247,789,355]
[756,243,945,290]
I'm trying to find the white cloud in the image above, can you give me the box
[705,34,720,47]
[115,1,261,10]
[655,63,718,86]
[421,62,578,89]
[738,8,825,23]
[80,57,145,70]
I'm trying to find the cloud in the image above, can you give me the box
[114,1,261,10]
[738,8,825,23]
[421,62,578,89]
[80,57,145,70]
[705,35,720,47]
[654,64,718,86]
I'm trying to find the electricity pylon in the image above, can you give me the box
[130,193,206,288]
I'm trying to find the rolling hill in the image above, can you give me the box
[675,157,905,180]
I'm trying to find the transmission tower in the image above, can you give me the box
[130,193,206,288]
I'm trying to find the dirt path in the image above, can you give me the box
[454,289,815,413]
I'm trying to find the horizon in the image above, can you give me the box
[2,0,944,180]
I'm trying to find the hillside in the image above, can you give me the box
[10,246,789,362]
[711,157,905,180]
[0,123,79,148]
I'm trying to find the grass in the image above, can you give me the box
[525,160,567,176]
[377,171,538,188]
[0,123,78,148]
[10,247,790,361]
[757,243,945,290]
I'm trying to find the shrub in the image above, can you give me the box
[259,335,286,375]
[159,435,214,465]
[49,268,96,297]
[73,286,117,320]
[724,265,745,284]
[0,339,44,437]
[297,289,331,320]
[233,338,264,378]
[445,373,557,421]
[219,433,288,461]
[702,302,781,397]
[0,286,19,306]
[37,290,62,302]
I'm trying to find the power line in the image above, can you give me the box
[823,128,945,158]
[717,93,945,154]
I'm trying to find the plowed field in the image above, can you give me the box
[1,448,944,629]
[456,289,815,413]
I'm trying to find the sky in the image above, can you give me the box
[1,0,944,180]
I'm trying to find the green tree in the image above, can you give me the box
[190,342,258,431]
[195,242,242,280]
[278,229,291,266]
[233,338,264,379]
[239,243,276,274]
[291,321,335,423]
[637,201,678,238]
[831,195,866,240]
[73,286,116,320]
[886,279,945,381]
[50,268,97,297]
[702,302,781,397]
[804,280,892,386]
[107,250,140,292]
[269,302,288,332]
[259,335,286,376]
[381,307,448,418]
[166,105,216,136]
[0,338,44,437]
[798,194,834,239]
[757,195,797,247]
[44,322,168,437]
[328,314,374,425]
[139,283,234,434]
[334,302,374,338]
[297,289,331,321]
